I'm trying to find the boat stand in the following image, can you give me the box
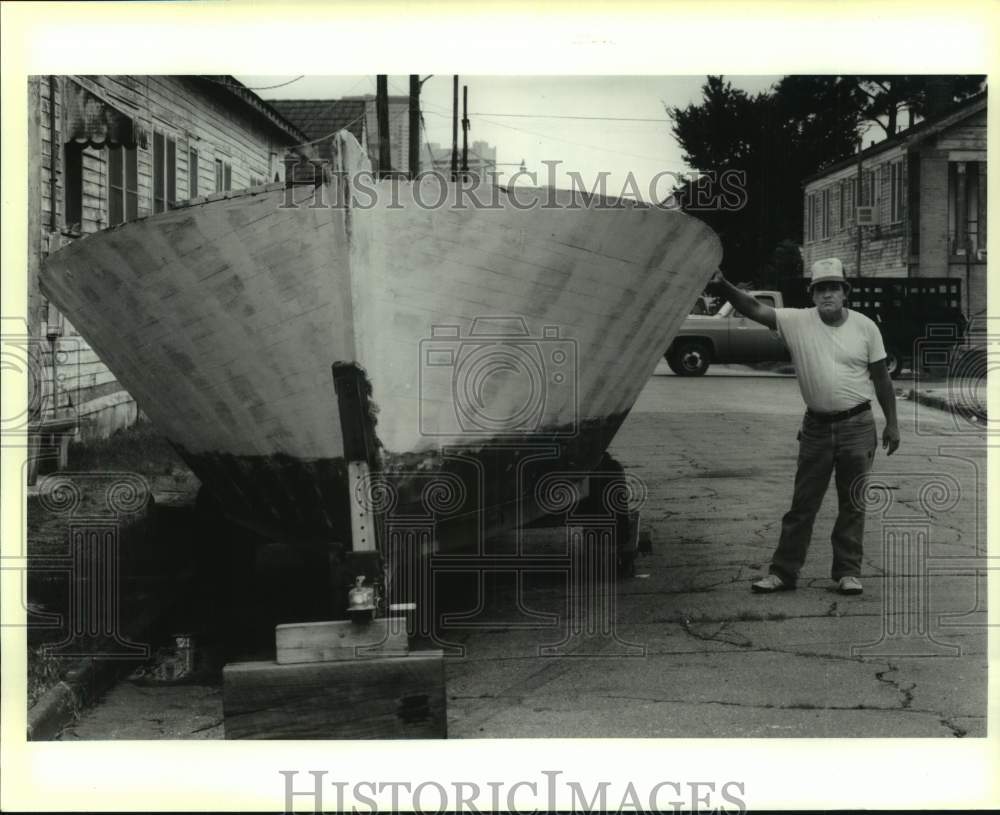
[221,364,446,739]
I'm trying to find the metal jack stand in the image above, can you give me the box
[221,364,446,739]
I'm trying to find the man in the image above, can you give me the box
[709,258,900,596]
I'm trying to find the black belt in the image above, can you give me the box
[806,401,871,423]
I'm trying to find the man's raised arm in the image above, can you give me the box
[709,270,777,330]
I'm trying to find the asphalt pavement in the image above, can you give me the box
[57,364,988,739]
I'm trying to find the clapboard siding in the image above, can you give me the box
[802,97,987,310]
[30,74,303,440]
[802,144,909,278]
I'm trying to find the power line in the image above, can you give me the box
[246,75,306,90]
[470,112,670,123]
[425,109,690,168]
[214,75,307,91]
[412,91,668,125]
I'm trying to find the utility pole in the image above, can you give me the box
[451,75,459,182]
[408,75,421,179]
[461,84,470,180]
[855,137,863,285]
[376,75,392,178]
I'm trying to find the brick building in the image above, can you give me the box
[801,92,987,320]
[27,75,307,442]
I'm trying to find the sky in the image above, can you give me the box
[238,75,782,200]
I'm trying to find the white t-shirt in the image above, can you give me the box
[775,307,887,412]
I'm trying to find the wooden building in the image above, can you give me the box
[270,95,434,176]
[27,75,307,443]
[801,91,987,320]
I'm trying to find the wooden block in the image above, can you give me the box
[222,651,446,739]
[275,617,408,665]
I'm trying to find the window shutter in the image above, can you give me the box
[64,144,84,228]
[167,138,176,207]
[125,148,138,221]
[153,131,165,213]
[108,147,124,225]
[224,162,232,191]
[189,148,199,198]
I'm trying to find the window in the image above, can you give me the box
[733,294,776,318]
[821,188,831,239]
[153,130,177,213]
[838,179,847,229]
[108,146,139,225]
[861,168,878,207]
[214,158,232,192]
[949,160,987,255]
[64,143,84,230]
[889,160,905,224]
[250,175,263,188]
[189,148,199,198]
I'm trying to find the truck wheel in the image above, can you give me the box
[885,348,903,379]
[668,340,711,376]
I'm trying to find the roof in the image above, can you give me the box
[343,94,410,104]
[268,99,367,155]
[189,77,310,145]
[804,89,987,185]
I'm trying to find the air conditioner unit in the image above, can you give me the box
[856,206,878,225]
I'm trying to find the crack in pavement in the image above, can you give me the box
[875,663,972,738]
[679,616,746,647]
[530,693,979,723]
[875,663,915,709]
[938,717,969,737]
[449,638,623,733]
[668,610,884,626]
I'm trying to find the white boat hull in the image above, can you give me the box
[41,132,722,544]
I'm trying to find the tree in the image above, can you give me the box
[668,76,861,282]
[667,74,986,282]
[846,75,985,137]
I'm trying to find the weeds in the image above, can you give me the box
[67,420,186,475]
[27,645,66,708]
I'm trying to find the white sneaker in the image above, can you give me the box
[837,576,863,595]
[751,574,791,593]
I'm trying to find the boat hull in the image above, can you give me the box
[40,132,722,546]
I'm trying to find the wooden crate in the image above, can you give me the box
[222,651,446,739]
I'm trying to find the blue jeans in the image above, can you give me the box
[769,410,878,585]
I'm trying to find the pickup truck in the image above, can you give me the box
[665,285,964,378]
[665,290,789,376]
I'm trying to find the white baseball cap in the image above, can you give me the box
[808,257,851,293]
